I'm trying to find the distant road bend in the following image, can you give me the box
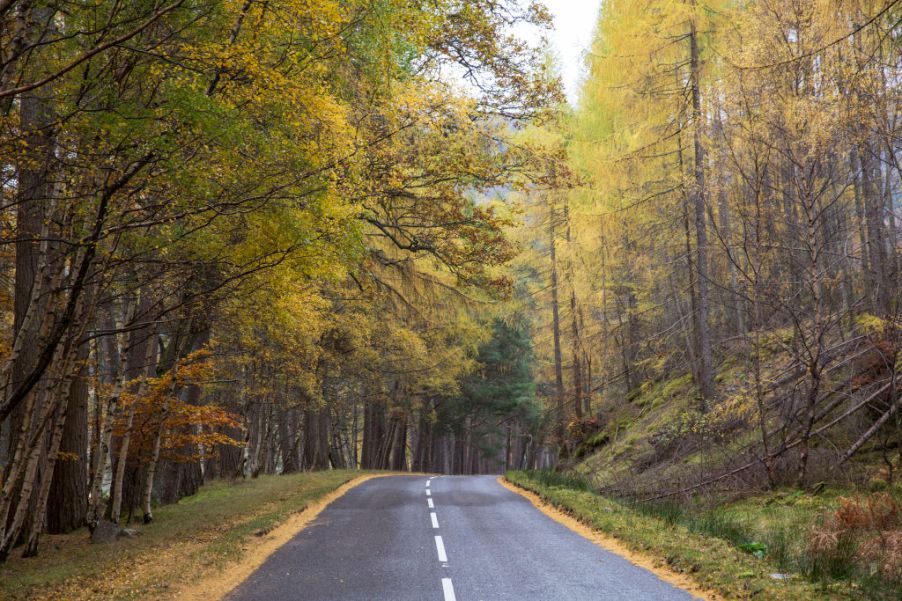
[228,475,701,601]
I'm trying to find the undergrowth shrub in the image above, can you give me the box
[522,469,590,491]
[808,493,902,586]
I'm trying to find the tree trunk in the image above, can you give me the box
[564,206,583,420]
[389,411,408,471]
[4,43,56,544]
[361,397,386,469]
[860,142,891,315]
[46,344,88,534]
[689,10,714,406]
[303,406,330,470]
[548,196,566,443]
[279,407,300,474]
[86,298,135,529]
[108,313,156,524]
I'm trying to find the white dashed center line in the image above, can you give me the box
[441,577,457,601]
[428,477,454,598]
[434,535,448,562]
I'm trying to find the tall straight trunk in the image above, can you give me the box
[548,196,566,441]
[87,337,103,513]
[361,397,386,469]
[141,382,175,525]
[389,412,408,471]
[751,166,775,488]
[279,407,301,474]
[351,399,358,469]
[86,297,135,529]
[718,179,745,335]
[859,143,891,315]
[141,316,201,522]
[796,173,827,487]
[246,393,265,477]
[689,11,714,406]
[598,239,611,406]
[46,344,89,534]
[781,161,801,287]
[851,149,871,281]
[141,414,165,524]
[564,206,583,419]
[329,407,346,470]
[431,431,446,474]
[413,405,432,472]
[4,51,56,538]
[615,300,633,392]
[675,102,701,391]
[882,151,898,300]
[108,321,157,524]
[303,406,330,470]
[361,400,374,469]
[712,109,745,335]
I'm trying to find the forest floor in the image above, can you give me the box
[506,470,902,601]
[0,470,363,600]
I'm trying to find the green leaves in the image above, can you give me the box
[738,542,768,559]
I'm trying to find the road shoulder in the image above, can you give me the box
[504,471,848,601]
[499,476,715,600]
[179,474,383,601]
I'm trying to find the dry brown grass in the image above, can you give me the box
[810,492,902,583]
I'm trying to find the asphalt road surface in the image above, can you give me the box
[227,475,701,601]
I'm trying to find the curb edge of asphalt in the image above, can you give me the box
[497,477,718,601]
[179,473,394,601]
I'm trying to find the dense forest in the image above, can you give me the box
[529,0,902,499]
[0,0,559,559]
[0,0,901,579]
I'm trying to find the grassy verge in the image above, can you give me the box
[506,470,870,600]
[621,486,902,600]
[0,470,361,601]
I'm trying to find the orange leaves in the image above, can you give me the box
[834,494,901,532]
[810,493,902,582]
[113,349,243,463]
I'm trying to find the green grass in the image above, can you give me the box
[0,470,361,600]
[506,470,867,600]
[524,468,591,491]
[638,485,902,599]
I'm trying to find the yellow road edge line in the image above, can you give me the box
[179,473,395,601]
[498,476,720,601]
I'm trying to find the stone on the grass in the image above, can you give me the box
[91,521,139,543]
[90,520,121,544]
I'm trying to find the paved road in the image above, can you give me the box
[227,475,701,601]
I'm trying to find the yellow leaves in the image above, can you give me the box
[856,313,889,337]
[54,452,81,462]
